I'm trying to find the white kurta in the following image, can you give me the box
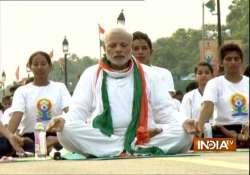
[58,64,192,157]
[202,75,249,125]
[11,81,71,135]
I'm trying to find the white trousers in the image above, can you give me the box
[57,121,193,157]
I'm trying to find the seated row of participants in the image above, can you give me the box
[0,27,249,157]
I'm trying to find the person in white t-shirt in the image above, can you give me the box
[188,43,249,147]
[132,31,179,111]
[8,51,71,153]
[132,31,175,93]
[181,62,214,137]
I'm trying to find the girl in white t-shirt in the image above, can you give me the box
[181,62,214,137]
[197,43,249,147]
[8,51,71,154]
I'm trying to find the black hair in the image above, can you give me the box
[194,62,214,74]
[185,81,198,93]
[220,43,243,63]
[132,31,152,51]
[27,51,52,68]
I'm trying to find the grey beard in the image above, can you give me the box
[108,55,130,67]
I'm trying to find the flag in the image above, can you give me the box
[98,24,105,34]
[98,24,105,47]
[15,66,19,81]
[49,49,54,59]
[205,0,215,12]
[98,24,105,58]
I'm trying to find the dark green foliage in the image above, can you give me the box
[49,54,97,94]
[152,0,248,92]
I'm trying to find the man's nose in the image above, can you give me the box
[115,45,123,52]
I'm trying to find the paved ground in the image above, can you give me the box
[0,150,249,175]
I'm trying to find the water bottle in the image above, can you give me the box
[34,122,47,159]
[204,123,213,138]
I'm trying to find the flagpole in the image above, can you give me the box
[202,2,205,62]
[217,0,222,49]
[216,0,223,75]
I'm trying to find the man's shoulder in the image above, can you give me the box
[83,64,99,72]
[75,64,99,84]
[79,64,99,77]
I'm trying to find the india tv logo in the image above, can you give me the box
[193,137,236,152]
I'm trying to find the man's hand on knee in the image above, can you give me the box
[46,117,65,133]
[183,119,202,137]
[183,119,196,134]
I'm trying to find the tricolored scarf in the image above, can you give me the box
[93,54,149,153]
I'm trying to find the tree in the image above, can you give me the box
[226,0,249,64]
[49,54,97,93]
[152,28,202,91]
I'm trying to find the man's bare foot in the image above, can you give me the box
[149,128,162,138]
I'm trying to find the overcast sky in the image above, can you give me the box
[0,0,233,84]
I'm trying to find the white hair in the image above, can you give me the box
[103,27,133,46]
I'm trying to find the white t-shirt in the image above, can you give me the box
[181,89,202,120]
[151,66,175,93]
[202,75,249,125]
[11,81,71,135]
[180,89,215,123]
[1,107,13,125]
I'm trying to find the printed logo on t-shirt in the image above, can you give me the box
[230,93,248,116]
[36,98,52,121]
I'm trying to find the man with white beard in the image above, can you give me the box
[46,27,192,157]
